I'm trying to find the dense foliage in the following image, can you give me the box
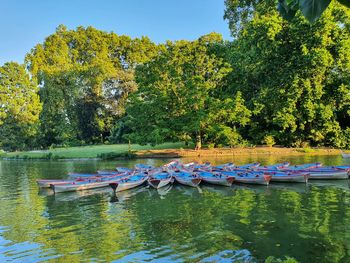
[224,0,350,148]
[1,1,350,150]
[0,63,41,150]
[122,34,250,149]
[26,25,158,147]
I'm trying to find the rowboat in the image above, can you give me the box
[269,171,309,183]
[221,163,261,172]
[115,167,133,173]
[214,163,235,170]
[51,176,130,193]
[135,164,155,171]
[305,168,349,180]
[97,170,119,175]
[148,172,174,189]
[109,174,148,193]
[224,170,307,183]
[37,172,127,188]
[237,163,260,169]
[68,172,106,178]
[342,152,350,158]
[279,163,322,171]
[163,160,181,169]
[172,171,202,187]
[256,162,290,171]
[37,179,76,188]
[198,171,234,186]
[233,172,272,185]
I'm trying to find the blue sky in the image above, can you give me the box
[0,0,231,66]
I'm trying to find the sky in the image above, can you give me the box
[0,0,232,66]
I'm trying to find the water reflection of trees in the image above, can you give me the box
[0,160,349,262]
[127,184,350,262]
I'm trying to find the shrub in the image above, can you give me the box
[263,135,275,147]
[207,143,215,149]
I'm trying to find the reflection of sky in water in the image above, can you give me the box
[0,157,349,262]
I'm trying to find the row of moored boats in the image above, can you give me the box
[37,161,350,193]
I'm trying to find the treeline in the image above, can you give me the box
[1,1,350,150]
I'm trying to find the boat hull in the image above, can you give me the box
[37,179,74,188]
[201,176,234,186]
[148,177,174,189]
[342,153,350,158]
[309,171,349,180]
[52,178,122,193]
[175,176,201,187]
[109,177,147,192]
[271,174,309,183]
[234,175,271,185]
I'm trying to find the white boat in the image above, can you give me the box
[270,172,309,183]
[234,173,272,185]
[199,171,235,186]
[51,176,129,193]
[38,172,128,188]
[308,170,349,180]
[37,179,75,188]
[109,175,148,192]
[148,172,174,189]
[342,152,350,158]
[175,176,201,187]
[172,171,202,187]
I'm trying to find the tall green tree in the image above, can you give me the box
[224,0,350,147]
[124,34,251,149]
[26,25,158,146]
[0,62,42,150]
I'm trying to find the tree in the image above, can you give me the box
[0,62,41,150]
[26,25,158,146]
[224,0,350,147]
[123,34,251,149]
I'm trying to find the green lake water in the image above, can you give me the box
[0,155,349,262]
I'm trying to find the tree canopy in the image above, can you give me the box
[123,34,250,148]
[0,62,41,150]
[26,25,158,146]
[224,0,350,147]
[2,0,350,151]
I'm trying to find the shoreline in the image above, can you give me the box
[135,147,342,158]
[0,146,343,160]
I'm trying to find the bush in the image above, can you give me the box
[207,143,215,149]
[263,135,275,147]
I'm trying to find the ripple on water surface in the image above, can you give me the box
[0,158,349,262]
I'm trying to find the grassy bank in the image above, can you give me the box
[0,143,344,160]
[0,142,187,159]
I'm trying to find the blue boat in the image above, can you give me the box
[172,170,202,187]
[148,171,174,189]
[109,174,148,192]
[197,171,234,186]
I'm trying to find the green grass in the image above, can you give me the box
[2,142,187,159]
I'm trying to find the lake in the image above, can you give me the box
[0,155,349,262]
